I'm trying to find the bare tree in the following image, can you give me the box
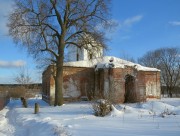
[138,50,160,68]
[14,66,32,84]
[8,0,111,106]
[11,66,33,98]
[138,47,180,97]
[119,50,136,63]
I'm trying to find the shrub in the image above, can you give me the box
[9,86,26,99]
[93,99,112,117]
[160,108,176,118]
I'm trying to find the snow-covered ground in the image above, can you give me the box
[0,98,180,136]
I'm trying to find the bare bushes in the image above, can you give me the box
[93,99,112,117]
[8,86,26,99]
[91,89,119,117]
[160,108,176,118]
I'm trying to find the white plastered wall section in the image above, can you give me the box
[63,78,81,98]
[67,45,103,62]
[146,81,157,96]
[145,73,161,98]
[50,85,55,99]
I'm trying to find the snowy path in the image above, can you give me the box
[0,99,30,136]
[6,107,28,136]
[0,108,15,136]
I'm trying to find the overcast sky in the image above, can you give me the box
[0,0,180,84]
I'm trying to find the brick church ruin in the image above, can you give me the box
[42,45,161,104]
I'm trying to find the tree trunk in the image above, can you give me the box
[169,87,173,98]
[166,86,169,97]
[54,50,64,106]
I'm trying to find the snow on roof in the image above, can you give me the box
[64,56,160,71]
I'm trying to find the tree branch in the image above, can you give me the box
[50,0,63,31]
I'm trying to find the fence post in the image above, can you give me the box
[34,103,39,114]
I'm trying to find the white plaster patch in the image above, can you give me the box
[63,78,81,98]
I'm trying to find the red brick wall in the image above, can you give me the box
[63,66,95,101]
[0,98,5,110]
[110,68,125,103]
[0,97,9,111]
[95,68,160,103]
[42,66,95,103]
[42,66,51,99]
[42,65,161,104]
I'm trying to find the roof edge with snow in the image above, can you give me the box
[64,56,160,72]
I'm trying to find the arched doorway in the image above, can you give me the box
[124,75,136,103]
